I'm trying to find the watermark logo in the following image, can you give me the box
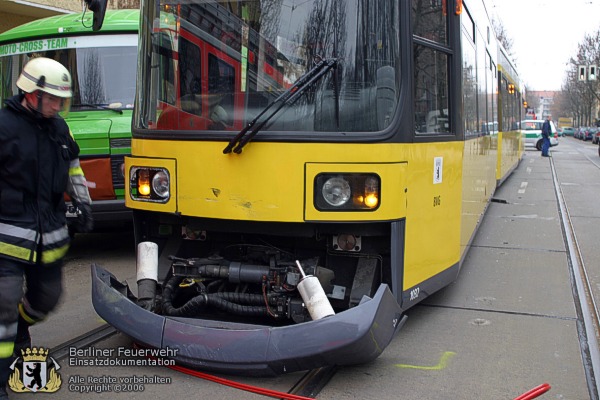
[8,347,62,393]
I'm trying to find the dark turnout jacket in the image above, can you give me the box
[542,120,551,138]
[0,94,79,265]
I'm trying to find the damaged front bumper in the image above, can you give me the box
[91,263,405,376]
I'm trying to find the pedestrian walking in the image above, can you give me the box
[541,116,552,157]
[0,57,93,399]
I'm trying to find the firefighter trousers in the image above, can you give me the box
[0,258,63,387]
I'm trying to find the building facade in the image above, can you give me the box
[528,90,556,121]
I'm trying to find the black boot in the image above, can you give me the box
[0,356,12,400]
[12,336,30,359]
[12,314,31,358]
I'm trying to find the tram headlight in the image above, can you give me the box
[314,173,380,211]
[130,167,171,203]
[152,170,170,199]
[322,177,351,206]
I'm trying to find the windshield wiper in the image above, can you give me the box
[72,103,124,114]
[223,58,337,154]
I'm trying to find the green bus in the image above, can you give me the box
[0,9,138,232]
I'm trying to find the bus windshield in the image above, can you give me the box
[137,0,401,135]
[0,34,137,109]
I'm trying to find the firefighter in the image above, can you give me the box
[0,57,93,398]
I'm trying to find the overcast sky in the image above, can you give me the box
[489,0,600,91]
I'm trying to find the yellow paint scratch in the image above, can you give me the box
[395,351,456,370]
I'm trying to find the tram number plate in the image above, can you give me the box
[410,287,420,301]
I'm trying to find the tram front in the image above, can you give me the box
[91,0,430,376]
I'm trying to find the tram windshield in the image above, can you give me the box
[136,0,401,135]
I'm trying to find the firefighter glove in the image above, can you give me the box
[74,201,94,233]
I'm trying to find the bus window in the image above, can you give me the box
[76,47,136,106]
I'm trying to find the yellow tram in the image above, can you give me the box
[91,0,524,375]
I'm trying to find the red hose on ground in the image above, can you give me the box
[513,383,551,400]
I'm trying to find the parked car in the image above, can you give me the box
[590,128,600,144]
[520,119,559,150]
[561,127,575,137]
[583,127,597,141]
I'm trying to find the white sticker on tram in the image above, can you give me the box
[433,157,443,184]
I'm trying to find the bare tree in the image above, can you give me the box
[561,30,600,126]
[491,18,514,60]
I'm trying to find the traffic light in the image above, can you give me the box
[523,100,528,108]
[578,65,587,81]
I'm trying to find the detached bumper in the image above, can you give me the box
[91,264,405,376]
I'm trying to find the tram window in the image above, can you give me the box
[157,32,176,106]
[500,77,510,130]
[476,32,488,136]
[462,32,477,137]
[487,56,497,134]
[141,0,402,134]
[414,45,450,134]
[461,6,475,43]
[179,37,202,116]
[412,0,448,45]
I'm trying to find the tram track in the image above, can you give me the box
[550,155,600,399]
[50,324,118,361]
[287,365,338,398]
[49,321,337,399]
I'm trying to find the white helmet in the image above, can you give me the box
[16,57,72,98]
